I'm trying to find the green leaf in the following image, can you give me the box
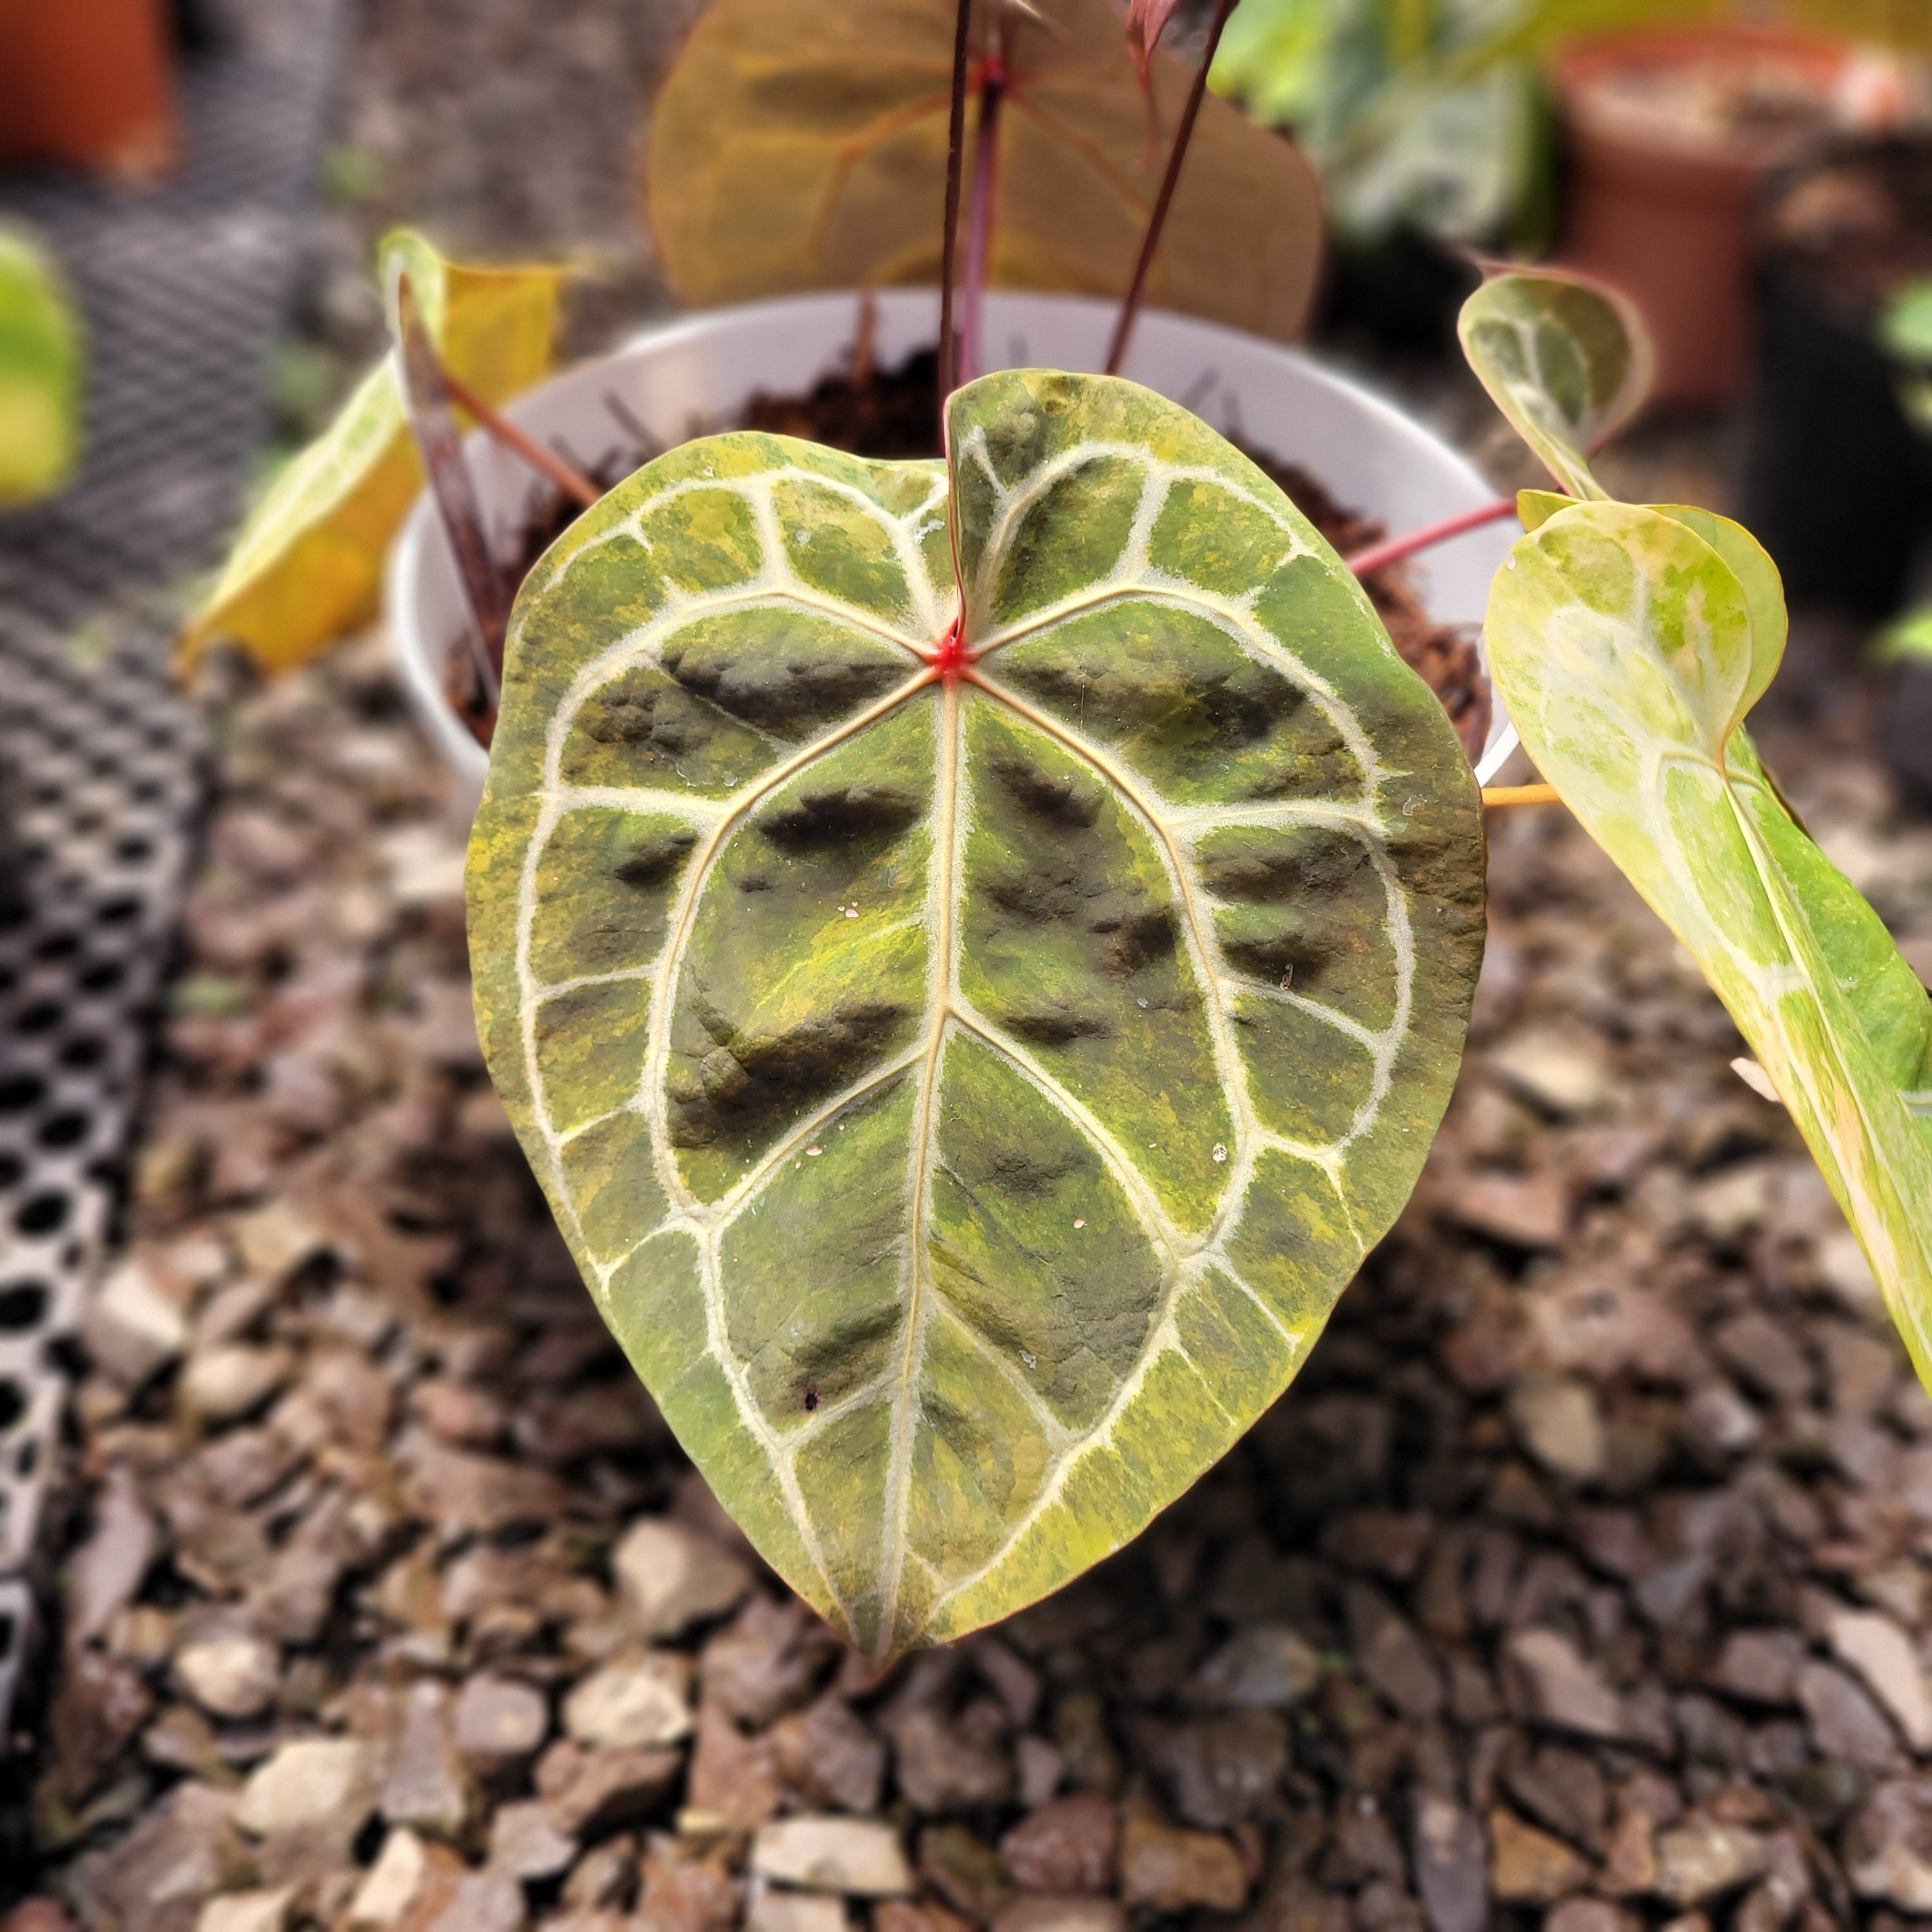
[1458,270,1652,500]
[182,228,561,673]
[1485,500,1932,1385]
[0,224,81,505]
[468,370,1486,1658]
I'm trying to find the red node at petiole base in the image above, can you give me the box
[925,612,972,680]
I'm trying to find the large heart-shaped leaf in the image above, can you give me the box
[1457,270,1651,500]
[0,223,80,505]
[1485,500,1932,1383]
[468,369,1484,1657]
[645,0,1323,342]
[181,229,560,673]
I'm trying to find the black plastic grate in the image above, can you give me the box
[0,0,346,1726]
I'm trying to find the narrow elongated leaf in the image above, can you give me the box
[468,369,1484,1657]
[0,224,80,504]
[1458,272,1652,500]
[646,0,1323,342]
[1485,500,1932,1384]
[182,229,560,673]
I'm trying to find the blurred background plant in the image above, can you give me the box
[0,222,80,506]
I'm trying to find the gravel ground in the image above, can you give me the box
[14,3,1932,1929]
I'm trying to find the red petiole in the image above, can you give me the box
[1344,497,1519,578]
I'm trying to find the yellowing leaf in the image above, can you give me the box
[181,228,561,673]
[647,0,1323,342]
[1485,500,1932,1387]
[0,224,80,505]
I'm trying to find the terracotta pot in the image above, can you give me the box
[385,289,1522,813]
[0,0,177,180]
[1552,25,1853,408]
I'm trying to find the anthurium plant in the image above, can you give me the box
[1465,270,1932,1390]
[465,370,1487,1658]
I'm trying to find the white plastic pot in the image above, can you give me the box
[386,288,1519,810]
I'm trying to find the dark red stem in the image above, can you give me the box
[441,364,599,509]
[937,0,974,429]
[959,45,1007,387]
[1345,497,1519,577]
[1104,0,1238,378]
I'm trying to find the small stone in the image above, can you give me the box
[688,1699,781,1830]
[194,1890,294,1932]
[231,1197,332,1282]
[489,1799,577,1881]
[1015,1737,1064,1810]
[1690,1167,1774,1246]
[1409,1794,1485,1932]
[535,1741,682,1837]
[702,1595,827,1727]
[234,1736,376,1842]
[1142,1710,1285,1828]
[1845,1780,1932,1911]
[637,1842,740,1932]
[1192,1623,1321,1708]
[746,1892,848,1932]
[891,1703,1012,1813]
[614,1519,754,1639]
[66,1468,158,1644]
[1505,1747,1607,1854]
[1508,1629,1627,1739]
[876,1904,974,1932]
[1441,1170,1570,1249]
[1487,1808,1589,1905]
[1545,1904,1637,1932]
[1346,1583,1443,1719]
[454,1673,549,1779]
[175,1615,279,1722]
[752,1818,915,1897]
[991,1901,1125,1932]
[346,1828,465,1928]
[1828,1609,1932,1752]
[1489,1028,1613,1118]
[1711,1312,1812,1404]
[999,1794,1117,1892]
[919,1823,1016,1924]
[1684,1381,1760,1457]
[180,1345,291,1425]
[1117,1811,1246,1913]
[1653,1820,1766,1906]
[769,1693,886,1814]
[564,1835,639,1911]
[1508,1376,1606,1483]
[564,1650,694,1751]
[380,1680,476,1841]
[1796,1660,1905,1770]
[1710,1630,1802,1706]
[424,1870,525,1932]
[85,1259,187,1386]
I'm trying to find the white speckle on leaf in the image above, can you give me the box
[1211,1143,1229,1164]
[1136,998,1149,1009]
[1073,1218,1085,1229]
[1020,1351,1036,1369]
[806,1147,822,1157]
[1506,555,1517,569]
[795,528,811,544]
[845,909,859,920]
[702,467,714,477]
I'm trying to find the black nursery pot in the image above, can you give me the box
[1741,263,1931,621]
[1742,135,1932,623]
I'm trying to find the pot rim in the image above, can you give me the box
[385,286,1522,796]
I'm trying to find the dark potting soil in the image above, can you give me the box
[487,344,1493,763]
[1758,134,1932,328]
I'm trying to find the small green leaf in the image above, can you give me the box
[1485,500,1932,1386]
[183,228,561,673]
[469,370,1485,1658]
[1516,488,1568,532]
[1459,270,1652,500]
[0,224,80,505]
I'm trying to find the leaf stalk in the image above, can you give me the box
[1345,497,1518,578]
[1103,0,1238,379]
[937,0,975,425]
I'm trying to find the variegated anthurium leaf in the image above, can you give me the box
[1458,270,1652,501]
[181,228,560,673]
[1485,500,1932,1386]
[0,224,80,505]
[467,370,1485,1659]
